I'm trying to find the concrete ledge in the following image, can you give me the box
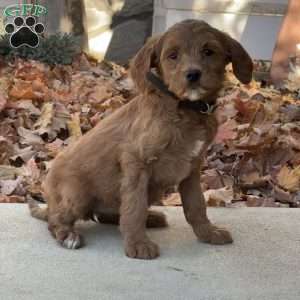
[1,205,300,300]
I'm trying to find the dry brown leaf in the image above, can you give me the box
[280,104,300,122]
[89,85,113,103]
[0,165,23,180]
[204,187,234,207]
[215,102,238,123]
[22,158,40,182]
[245,195,263,207]
[277,165,300,192]
[10,145,35,165]
[0,195,25,203]
[240,171,261,184]
[0,136,14,164]
[14,62,46,82]
[272,184,294,204]
[17,127,44,145]
[201,169,224,190]
[234,97,260,123]
[214,119,238,144]
[0,176,23,195]
[51,102,70,132]
[9,80,37,100]
[246,196,277,207]
[0,91,7,112]
[34,102,54,130]
[162,193,181,206]
[16,100,41,116]
[45,138,64,157]
[67,113,82,141]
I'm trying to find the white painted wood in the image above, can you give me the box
[154,0,288,60]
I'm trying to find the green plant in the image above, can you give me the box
[0,33,81,65]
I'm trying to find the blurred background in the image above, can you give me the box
[1,0,299,85]
[0,0,287,62]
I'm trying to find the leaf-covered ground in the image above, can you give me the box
[1,54,300,208]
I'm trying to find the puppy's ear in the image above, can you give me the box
[225,35,253,84]
[130,35,161,93]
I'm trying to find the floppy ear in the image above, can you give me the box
[130,35,161,93]
[225,35,253,84]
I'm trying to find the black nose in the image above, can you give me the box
[186,69,201,83]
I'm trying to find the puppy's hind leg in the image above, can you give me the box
[28,197,48,221]
[48,188,90,250]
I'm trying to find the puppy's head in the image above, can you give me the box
[130,19,253,101]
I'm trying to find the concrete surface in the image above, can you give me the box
[1,205,300,300]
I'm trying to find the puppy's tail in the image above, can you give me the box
[28,197,48,221]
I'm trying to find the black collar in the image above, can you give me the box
[146,71,217,114]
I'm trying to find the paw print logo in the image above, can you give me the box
[5,16,45,48]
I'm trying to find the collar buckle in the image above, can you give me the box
[200,102,216,115]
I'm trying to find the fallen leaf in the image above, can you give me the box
[214,119,238,144]
[0,136,13,164]
[17,127,44,145]
[22,158,40,182]
[34,102,54,131]
[280,104,300,122]
[234,97,260,123]
[0,91,7,112]
[9,80,36,100]
[246,196,277,207]
[51,102,70,132]
[45,138,64,157]
[89,85,113,103]
[16,100,41,116]
[0,195,25,203]
[67,113,82,141]
[204,187,234,207]
[162,193,181,206]
[245,195,263,207]
[201,169,224,190]
[0,176,23,195]
[277,165,300,192]
[272,184,294,204]
[10,145,35,165]
[0,165,23,180]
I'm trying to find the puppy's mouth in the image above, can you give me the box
[147,70,212,102]
[182,88,207,101]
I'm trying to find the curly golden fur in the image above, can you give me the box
[29,20,253,259]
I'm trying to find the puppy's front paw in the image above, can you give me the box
[125,239,160,259]
[194,223,233,245]
[60,232,83,249]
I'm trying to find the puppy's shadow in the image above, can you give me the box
[77,221,122,249]
[76,221,167,250]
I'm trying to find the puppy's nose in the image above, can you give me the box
[186,69,201,83]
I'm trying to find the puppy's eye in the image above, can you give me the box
[168,52,178,60]
[203,49,214,56]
